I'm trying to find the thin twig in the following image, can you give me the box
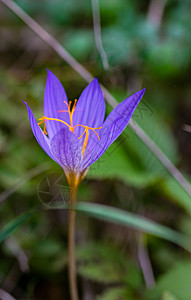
[0,289,16,300]
[1,0,191,198]
[147,0,167,28]
[183,124,191,133]
[138,234,155,289]
[5,237,29,272]
[91,0,109,69]
[0,264,22,296]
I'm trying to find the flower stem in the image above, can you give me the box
[68,183,79,300]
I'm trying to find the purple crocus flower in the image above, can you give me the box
[24,70,145,186]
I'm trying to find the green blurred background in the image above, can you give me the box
[1,0,191,299]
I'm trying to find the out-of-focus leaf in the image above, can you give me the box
[15,0,41,16]
[88,140,156,187]
[163,177,191,215]
[102,27,130,65]
[100,0,127,19]
[63,30,94,61]
[149,262,191,300]
[98,287,127,300]
[0,211,33,243]
[162,291,178,300]
[144,42,190,78]
[179,216,191,239]
[77,242,141,286]
[29,238,67,274]
[129,106,178,173]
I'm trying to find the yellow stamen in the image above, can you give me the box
[38,117,48,135]
[82,128,89,156]
[58,99,78,133]
[38,116,70,128]
[38,116,71,136]
[43,122,47,135]
[75,124,102,155]
[38,99,102,155]
[78,130,86,140]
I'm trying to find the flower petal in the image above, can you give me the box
[24,102,57,163]
[44,70,70,138]
[82,89,145,169]
[50,129,83,174]
[73,78,105,136]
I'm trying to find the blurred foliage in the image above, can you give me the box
[77,242,143,299]
[148,261,191,300]
[162,291,179,300]
[1,0,191,299]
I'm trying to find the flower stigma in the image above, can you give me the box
[38,99,102,156]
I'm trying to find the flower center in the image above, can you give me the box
[38,100,102,156]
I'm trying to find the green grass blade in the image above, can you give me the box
[75,202,191,252]
[0,211,33,243]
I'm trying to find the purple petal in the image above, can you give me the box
[50,129,83,174]
[24,102,58,163]
[73,78,105,136]
[82,89,145,169]
[44,70,70,138]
